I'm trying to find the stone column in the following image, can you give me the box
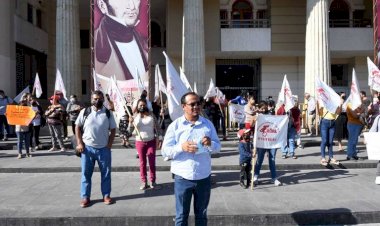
[305,0,331,97]
[56,0,81,98]
[182,0,206,94]
[0,0,16,96]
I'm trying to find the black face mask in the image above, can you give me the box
[138,106,148,113]
[140,94,147,99]
[31,101,37,106]
[92,100,104,109]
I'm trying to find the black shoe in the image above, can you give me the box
[347,156,359,161]
[239,181,246,189]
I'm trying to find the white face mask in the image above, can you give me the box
[0,95,4,99]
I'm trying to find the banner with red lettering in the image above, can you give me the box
[228,104,245,124]
[254,115,288,149]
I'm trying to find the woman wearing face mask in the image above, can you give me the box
[128,99,163,190]
[15,94,32,159]
[66,95,83,135]
[45,95,66,152]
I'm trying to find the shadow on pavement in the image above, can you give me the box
[291,208,358,225]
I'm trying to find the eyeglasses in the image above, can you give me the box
[185,101,201,107]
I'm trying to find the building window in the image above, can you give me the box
[220,10,228,28]
[231,0,253,28]
[329,0,350,27]
[80,30,90,49]
[82,80,87,95]
[331,64,349,87]
[27,3,33,23]
[151,21,161,47]
[36,9,42,28]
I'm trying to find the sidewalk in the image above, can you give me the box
[0,133,379,225]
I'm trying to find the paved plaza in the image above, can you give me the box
[0,128,379,225]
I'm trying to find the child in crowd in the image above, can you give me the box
[238,129,253,189]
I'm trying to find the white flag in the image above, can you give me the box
[194,82,198,94]
[364,132,380,160]
[108,76,125,116]
[254,115,289,149]
[204,78,217,99]
[14,86,30,103]
[33,73,43,98]
[136,67,146,94]
[277,75,294,111]
[154,64,167,102]
[163,51,188,120]
[367,57,380,92]
[93,69,104,91]
[315,76,341,113]
[55,69,67,100]
[228,103,245,124]
[350,68,362,110]
[179,67,192,91]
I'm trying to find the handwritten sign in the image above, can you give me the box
[6,105,36,126]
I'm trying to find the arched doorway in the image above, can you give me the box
[231,0,253,28]
[329,0,350,27]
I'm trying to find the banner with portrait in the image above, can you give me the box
[92,0,150,101]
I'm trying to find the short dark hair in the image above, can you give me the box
[258,101,267,109]
[181,92,199,105]
[92,90,104,98]
[360,91,367,96]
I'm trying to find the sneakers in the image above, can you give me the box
[329,158,340,165]
[26,153,32,158]
[80,198,90,208]
[35,145,41,150]
[149,182,161,189]
[253,176,259,186]
[320,158,328,166]
[64,137,70,142]
[376,176,380,185]
[239,181,246,188]
[48,147,57,152]
[291,155,297,159]
[30,147,35,152]
[281,155,287,159]
[2,135,8,141]
[103,196,113,205]
[17,154,22,159]
[272,179,282,186]
[60,148,66,152]
[140,183,149,190]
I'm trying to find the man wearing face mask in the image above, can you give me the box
[75,90,116,208]
[0,90,14,141]
[66,95,83,135]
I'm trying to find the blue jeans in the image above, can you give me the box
[16,131,30,154]
[320,119,335,159]
[347,123,363,158]
[174,175,211,226]
[281,127,296,156]
[81,145,112,199]
[254,148,277,180]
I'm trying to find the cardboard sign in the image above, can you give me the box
[6,105,36,126]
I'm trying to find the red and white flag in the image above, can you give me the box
[315,76,341,113]
[367,57,380,92]
[55,69,67,100]
[163,51,188,120]
[277,75,294,111]
[33,73,43,98]
[254,115,289,149]
[349,68,362,110]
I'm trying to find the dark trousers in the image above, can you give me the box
[29,125,41,147]
[71,121,76,135]
[174,175,211,226]
[63,120,68,138]
[0,115,10,136]
[240,161,252,185]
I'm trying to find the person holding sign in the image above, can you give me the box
[15,95,32,159]
[161,92,221,226]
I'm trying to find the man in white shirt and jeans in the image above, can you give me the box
[162,92,221,226]
[305,93,316,136]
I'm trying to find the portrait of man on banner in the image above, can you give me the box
[94,0,149,84]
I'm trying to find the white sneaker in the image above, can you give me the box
[60,148,66,152]
[253,176,259,185]
[30,147,35,152]
[163,157,171,161]
[48,147,57,152]
[375,176,380,185]
[273,179,282,186]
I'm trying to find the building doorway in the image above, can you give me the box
[215,59,261,100]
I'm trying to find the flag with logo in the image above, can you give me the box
[350,68,362,110]
[154,64,167,102]
[228,103,245,124]
[163,52,188,120]
[55,69,67,100]
[33,73,43,98]
[254,115,288,149]
[367,57,380,92]
[277,75,294,111]
[93,69,104,91]
[315,76,341,113]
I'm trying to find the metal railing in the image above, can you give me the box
[329,19,372,28]
[220,19,271,28]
